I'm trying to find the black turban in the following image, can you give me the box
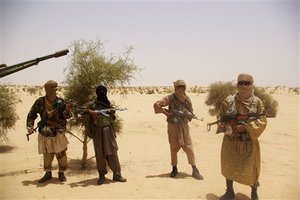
[96,85,110,108]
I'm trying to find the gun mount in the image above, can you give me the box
[0,49,69,78]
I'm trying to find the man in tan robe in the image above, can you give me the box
[217,74,267,200]
[153,80,203,180]
[26,80,72,183]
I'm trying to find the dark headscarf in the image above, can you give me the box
[96,85,111,108]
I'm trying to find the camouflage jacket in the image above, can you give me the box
[26,96,71,130]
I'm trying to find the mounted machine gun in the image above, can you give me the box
[0,49,69,78]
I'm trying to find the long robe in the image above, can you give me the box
[219,94,267,185]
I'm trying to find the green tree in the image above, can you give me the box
[63,39,140,169]
[0,85,19,142]
[205,82,278,117]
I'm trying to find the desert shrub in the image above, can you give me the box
[254,87,278,117]
[292,87,300,94]
[163,87,173,94]
[146,88,155,94]
[0,85,20,142]
[190,86,206,94]
[120,87,129,95]
[155,87,159,93]
[205,82,236,116]
[111,113,123,134]
[138,87,144,94]
[26,86,39,96]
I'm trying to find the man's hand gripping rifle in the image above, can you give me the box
[167,109,204,121]
[26,126,38,141]
[207,113,265,131]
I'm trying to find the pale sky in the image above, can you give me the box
[0,0,299,87]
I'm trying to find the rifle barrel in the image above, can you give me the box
[0,49,69,78]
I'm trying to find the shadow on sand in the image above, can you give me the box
[22,178,66,187]
[0,145,15,153]
[68,177,115,187]
[18,158,97,187]
[206,192,251,200]
[145,171,191,179]
[67,158,97,176]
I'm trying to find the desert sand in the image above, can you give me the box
[0,86,299,200]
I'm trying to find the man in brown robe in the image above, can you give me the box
[217,74,267,200]
[153,80,203,180]
[78,85,126,185]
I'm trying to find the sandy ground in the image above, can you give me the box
[0,88,299,200]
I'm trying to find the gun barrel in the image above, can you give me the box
[54,49,69,57]
[37,49,69,61]
[0,49,69,78]
[0,64,7,68]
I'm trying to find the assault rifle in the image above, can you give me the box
[207,113,265,131]
[93,107,128,117]
[167,109,203,121]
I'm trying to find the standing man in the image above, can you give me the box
[26,80,72,183]
[217,74,267,200]
[153,80,203,180]
[77,85,126,185]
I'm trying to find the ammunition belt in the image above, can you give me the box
[39,126,64,137]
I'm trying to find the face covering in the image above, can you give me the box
[236,73,254,100]
[96,85,111,108]
[44,80,58,102]
[173,80,187,101]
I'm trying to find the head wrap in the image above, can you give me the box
[96,85,107,96]
[173,80,187,100]
[173,80,186,88]
[237,73,254,84]
[44,80,58,98]
[96,85,110,108]
[44,80,58,90]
